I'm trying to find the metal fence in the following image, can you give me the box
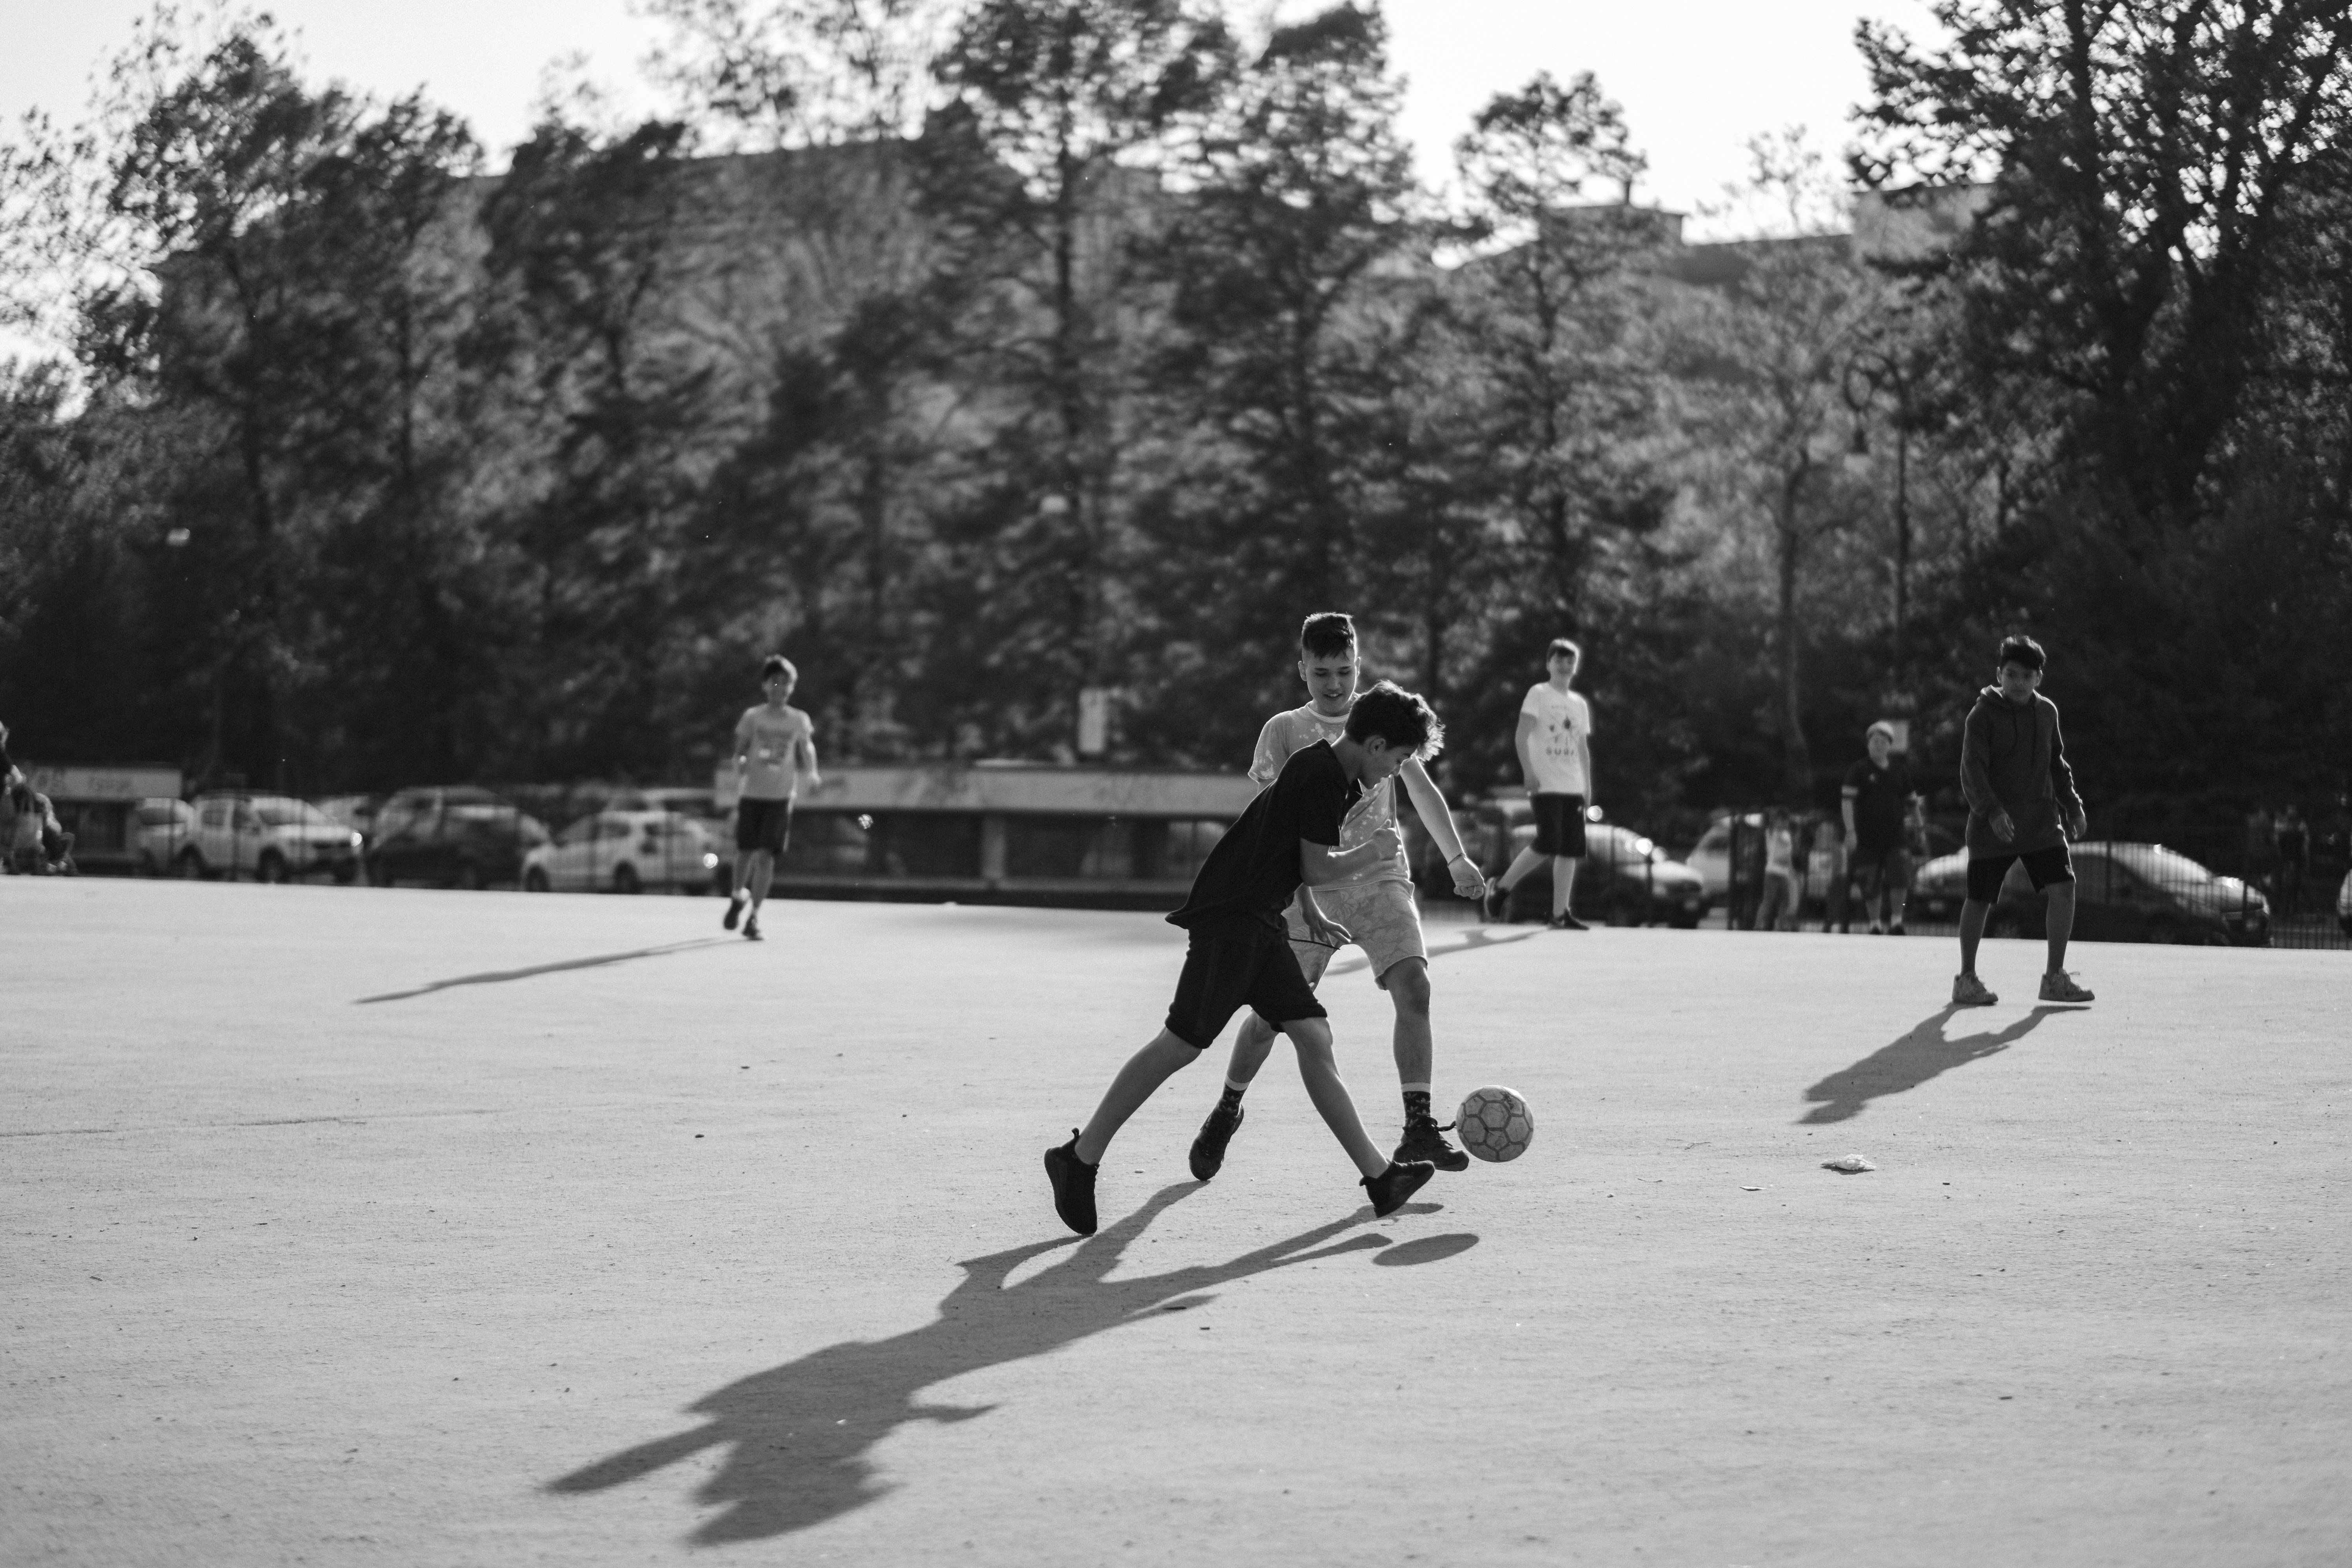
[1719,809,2348,951]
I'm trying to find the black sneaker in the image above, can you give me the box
[1481,884,1510,923]
[1361,1160,1435,1217]
[1393,1116,1470,1173]
[1546,911,1590,931]
[1045,1130,1098,1236]
[742,914,762,942]
[723,896,744,931]
[1189,1100,1245,1181]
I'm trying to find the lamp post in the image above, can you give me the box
[1840,348,1913,667]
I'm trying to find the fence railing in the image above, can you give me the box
[1717,810,2347,951]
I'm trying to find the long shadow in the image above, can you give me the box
[1325,924,1542,979]
[546,1184,1415,1544]
[1799,1005,2065,1124]
[356,938,734,1004]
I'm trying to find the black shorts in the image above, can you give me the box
[1966,843,2073,904]
[1164,918,1327,1049]
[1532,793,1587,857]
[735,797,794,855]
[1853,843,1912,893]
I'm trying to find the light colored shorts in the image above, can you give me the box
[1284,879,1427,988]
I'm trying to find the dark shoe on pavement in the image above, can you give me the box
[1045,1130,1099,1236]
[1361,1159,1436,1217]
[1393,1116,1470,1173]
[1189,1101,1245,1181]
[723,895,744,931]
[742,914,762,942]
[1546,912,1590,931]
[1481,884,1510,923]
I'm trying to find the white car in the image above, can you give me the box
[521,810,717,894]
[177,793,364,882]
[130,797,195,876]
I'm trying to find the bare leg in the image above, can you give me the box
[2044,881,2076,973]
[1076,1029,1199,1163]
[1384,958,1433,1088]
[1959,898,1989,975]
[1224,1011,1279,1087]
[1495,845,1545,893]
[1282,1017,1387,1178]
[747,848,775,909]
[1553,856,1579,916]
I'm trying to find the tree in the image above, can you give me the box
[1855,0,2352,525]
[922,0,1235,755]
[1130,3,1417,761]
[1671,135,1883,800]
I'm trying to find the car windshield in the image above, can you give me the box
[2103,843,2218,886]
[253,800,327,828]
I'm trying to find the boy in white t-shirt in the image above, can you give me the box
[1484,638,1595,929]
[1186,612,1490,1182]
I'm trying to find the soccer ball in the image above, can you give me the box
[1456,1085,1534,1163]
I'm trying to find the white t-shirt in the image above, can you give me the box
[735,704,814,801]
[1519,684,1592,795]
[1249,703,1408,888]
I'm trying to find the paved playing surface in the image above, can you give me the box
[7,878,2349,1566]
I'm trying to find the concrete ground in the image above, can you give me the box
[5,877,2348,1567]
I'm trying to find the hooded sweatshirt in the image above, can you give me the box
[1960,686,2083,857]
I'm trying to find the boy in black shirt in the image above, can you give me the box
[1841,721,1921,934]
[1045,683,1446,1236]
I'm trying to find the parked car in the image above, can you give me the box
[2337,867,2351,936]
[364,786,547,889]
[1688,811,1960,906]
[1467,797,1708,927]
[130,797,195,876]
[174,792,363,883]
[623,788,734,895]
[1912,840,2269,946]
[521,810,719,894]
[313,794,381,845]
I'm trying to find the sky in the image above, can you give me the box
[1,0,1943,358]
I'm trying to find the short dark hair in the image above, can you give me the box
[1997,635,2045,671]
[1299,612,1356,660]
[1546,638,1581,662]
[1345,680,1442,760]
[760,654,797,682]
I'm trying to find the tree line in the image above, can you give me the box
[2,0,2347,838]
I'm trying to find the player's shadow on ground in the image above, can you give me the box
[355,938,734,1004]
[1799,1005,2066,1124]
[546,1185,1426,1544]
[1325,924,1541,979]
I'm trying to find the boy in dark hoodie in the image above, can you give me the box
[1954,635,2094,1005]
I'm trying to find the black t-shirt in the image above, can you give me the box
[1844,756,1915,852]
[1168,742,1357,932]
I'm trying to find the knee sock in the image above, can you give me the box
[1402,1086,1432,1125]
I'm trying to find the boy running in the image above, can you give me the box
[1044,682,1448,1236]
[1187,613,1488,1182]
[1842,721,1920,934]
[724,655,820,942]
[1953,635,2094,1006]
[1485,638,1595,929]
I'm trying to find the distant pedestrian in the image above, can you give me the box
[7,784,72,875]
[1842,721,1920,935]
[2275,805,2308,906]
[1953,635,2093,1007]
[1485,638,1595,930]
[1754,809,1799,930]
[0,719,20,789]
[723,655,820,943]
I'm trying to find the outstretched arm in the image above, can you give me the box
[1401,758,1485,897]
